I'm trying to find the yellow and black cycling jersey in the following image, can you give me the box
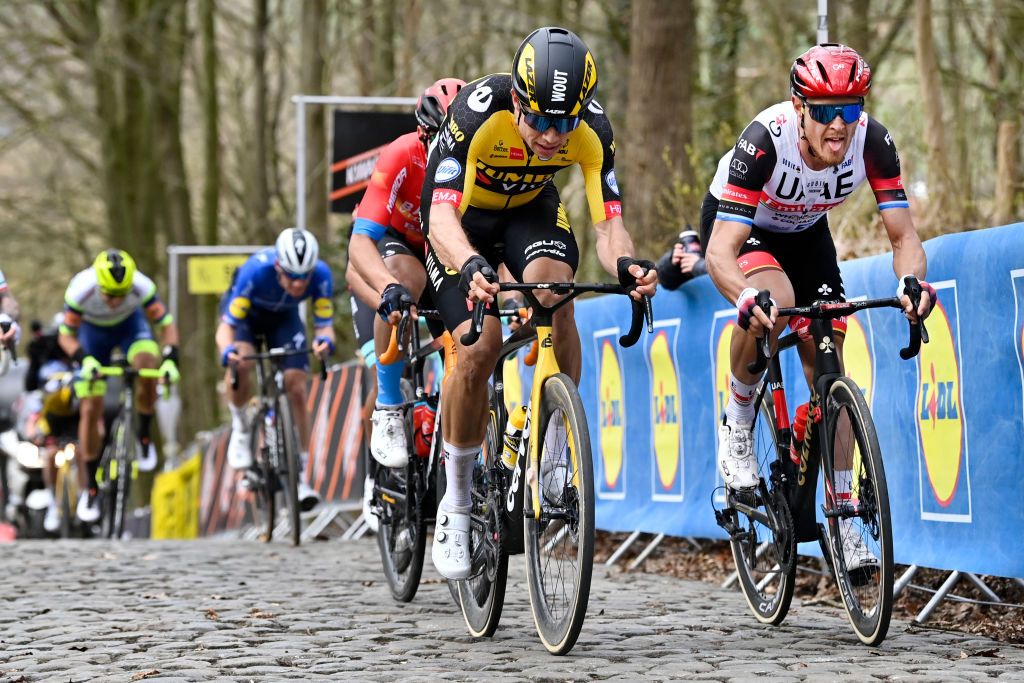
[422,73,622,226]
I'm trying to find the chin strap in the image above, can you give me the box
[798,112,819,159]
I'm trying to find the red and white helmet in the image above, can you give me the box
[790,44,871,99]
[415,78,466,133]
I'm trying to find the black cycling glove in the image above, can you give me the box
[458,255,497,297]
[616,256,656,293]
[377,283,415,321]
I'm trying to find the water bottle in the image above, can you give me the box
[501,405,528,470]
[677,229,702,255]
[412,400,437,458]
[789,403,809,465]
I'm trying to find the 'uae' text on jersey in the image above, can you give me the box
[710,101,908,233]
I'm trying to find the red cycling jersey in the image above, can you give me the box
[355,131,428,250]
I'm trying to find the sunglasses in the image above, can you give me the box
[803,98,864,125]
[521,110,581,134]
[279,266,312,282]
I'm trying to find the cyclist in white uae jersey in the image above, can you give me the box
[702,44,937,568]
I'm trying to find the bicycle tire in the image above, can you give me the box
[456,390,508,637]
[252,411,277,542]
[113,413,134,540]
[726,391,797,626]
[524,373,594,655]
[821,376,893,646]
[278,395,302,546]
[98,443,115,539]
[376,458,428,602]
[59,473,73,539]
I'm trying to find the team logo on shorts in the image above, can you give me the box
[434,157,461,183]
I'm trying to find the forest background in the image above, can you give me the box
[0,0,1021,438]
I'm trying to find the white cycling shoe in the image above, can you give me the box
[370,408,408,468]
[838,518,879,572]
[361,474,378,534]
[43,492,60,533]
[227,424,253,470]
[76,490,100,524]
[717,417,759,490]
[431,509,471,580]
[297,480,321,513]
[136,441,158,473]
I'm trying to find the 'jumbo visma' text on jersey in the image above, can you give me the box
[63,269,169,329]
[424,73,622,224]
[710,101,909,233]
[222,248,333,327]
[354,132,428,249]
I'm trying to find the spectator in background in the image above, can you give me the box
[656,226,707,291]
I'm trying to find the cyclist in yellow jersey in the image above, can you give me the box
[421,27,657,579]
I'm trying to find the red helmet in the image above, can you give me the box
[790,44,871,99]
[415,78,466,133]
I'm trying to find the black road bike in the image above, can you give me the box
[714,278,928,646]
[455,282,652,655]
[231,340,325,546]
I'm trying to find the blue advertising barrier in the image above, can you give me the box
[503,222,1024,579]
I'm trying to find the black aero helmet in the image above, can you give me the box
[511,27,598,118]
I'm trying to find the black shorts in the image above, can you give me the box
[377,228,426,264]
[425,183,579,332]
[700,192,845,307]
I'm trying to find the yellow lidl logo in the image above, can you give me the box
[313,297,333,320]
[843,312,874,406]
[647,322,683,500]
[596,330,625,499]
[228,296,251,320]
[916,283,971,522]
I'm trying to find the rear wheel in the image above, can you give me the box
[524,374,593,655]
[376,457,427,602]
[727,391,797,625]
[278,396,302,546]
[456,390,508,637]
[252,412,277,543]
[821,377,893,646]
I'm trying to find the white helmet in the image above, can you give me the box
[275,227,319,275]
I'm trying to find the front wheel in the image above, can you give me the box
[727,390,797,625]
[376,456,427,602]
[277,396,302,546]
[821,377,893,646]
[524,373,594,655]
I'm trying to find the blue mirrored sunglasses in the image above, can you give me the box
[280,266,312,281]
[521,110,581,134]
[804,99,864,125]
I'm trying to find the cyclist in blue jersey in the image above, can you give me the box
[215,227,335,512]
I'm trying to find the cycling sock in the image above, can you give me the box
[726,373,758,425]
[835,468,853,501]
[440,441,477,513]
[86,458,100,491]
[228,402,248,432]
[299,451,310,481]
[138,413,153,443]
[375,358,406,407]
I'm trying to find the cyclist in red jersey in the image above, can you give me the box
[348,78,466,470]
[704,44,937,567]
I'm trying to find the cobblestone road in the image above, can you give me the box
[1,538,1022,682]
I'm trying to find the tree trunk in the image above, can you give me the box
[201,0,220,246]
[622,0,696,254]
[300,0,329,243]
[705,0,745,152]
[252,0,272,242]
[994,120,1020,226]
[914,0,959,232]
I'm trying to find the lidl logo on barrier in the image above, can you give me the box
[916,281,972,522]
[710,311,737,500]
[595,328,625,499]
[645,320,683,501]
[843,309,875,406]
[1012,269,1024,429]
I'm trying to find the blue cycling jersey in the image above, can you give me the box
[221,248,334,328]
